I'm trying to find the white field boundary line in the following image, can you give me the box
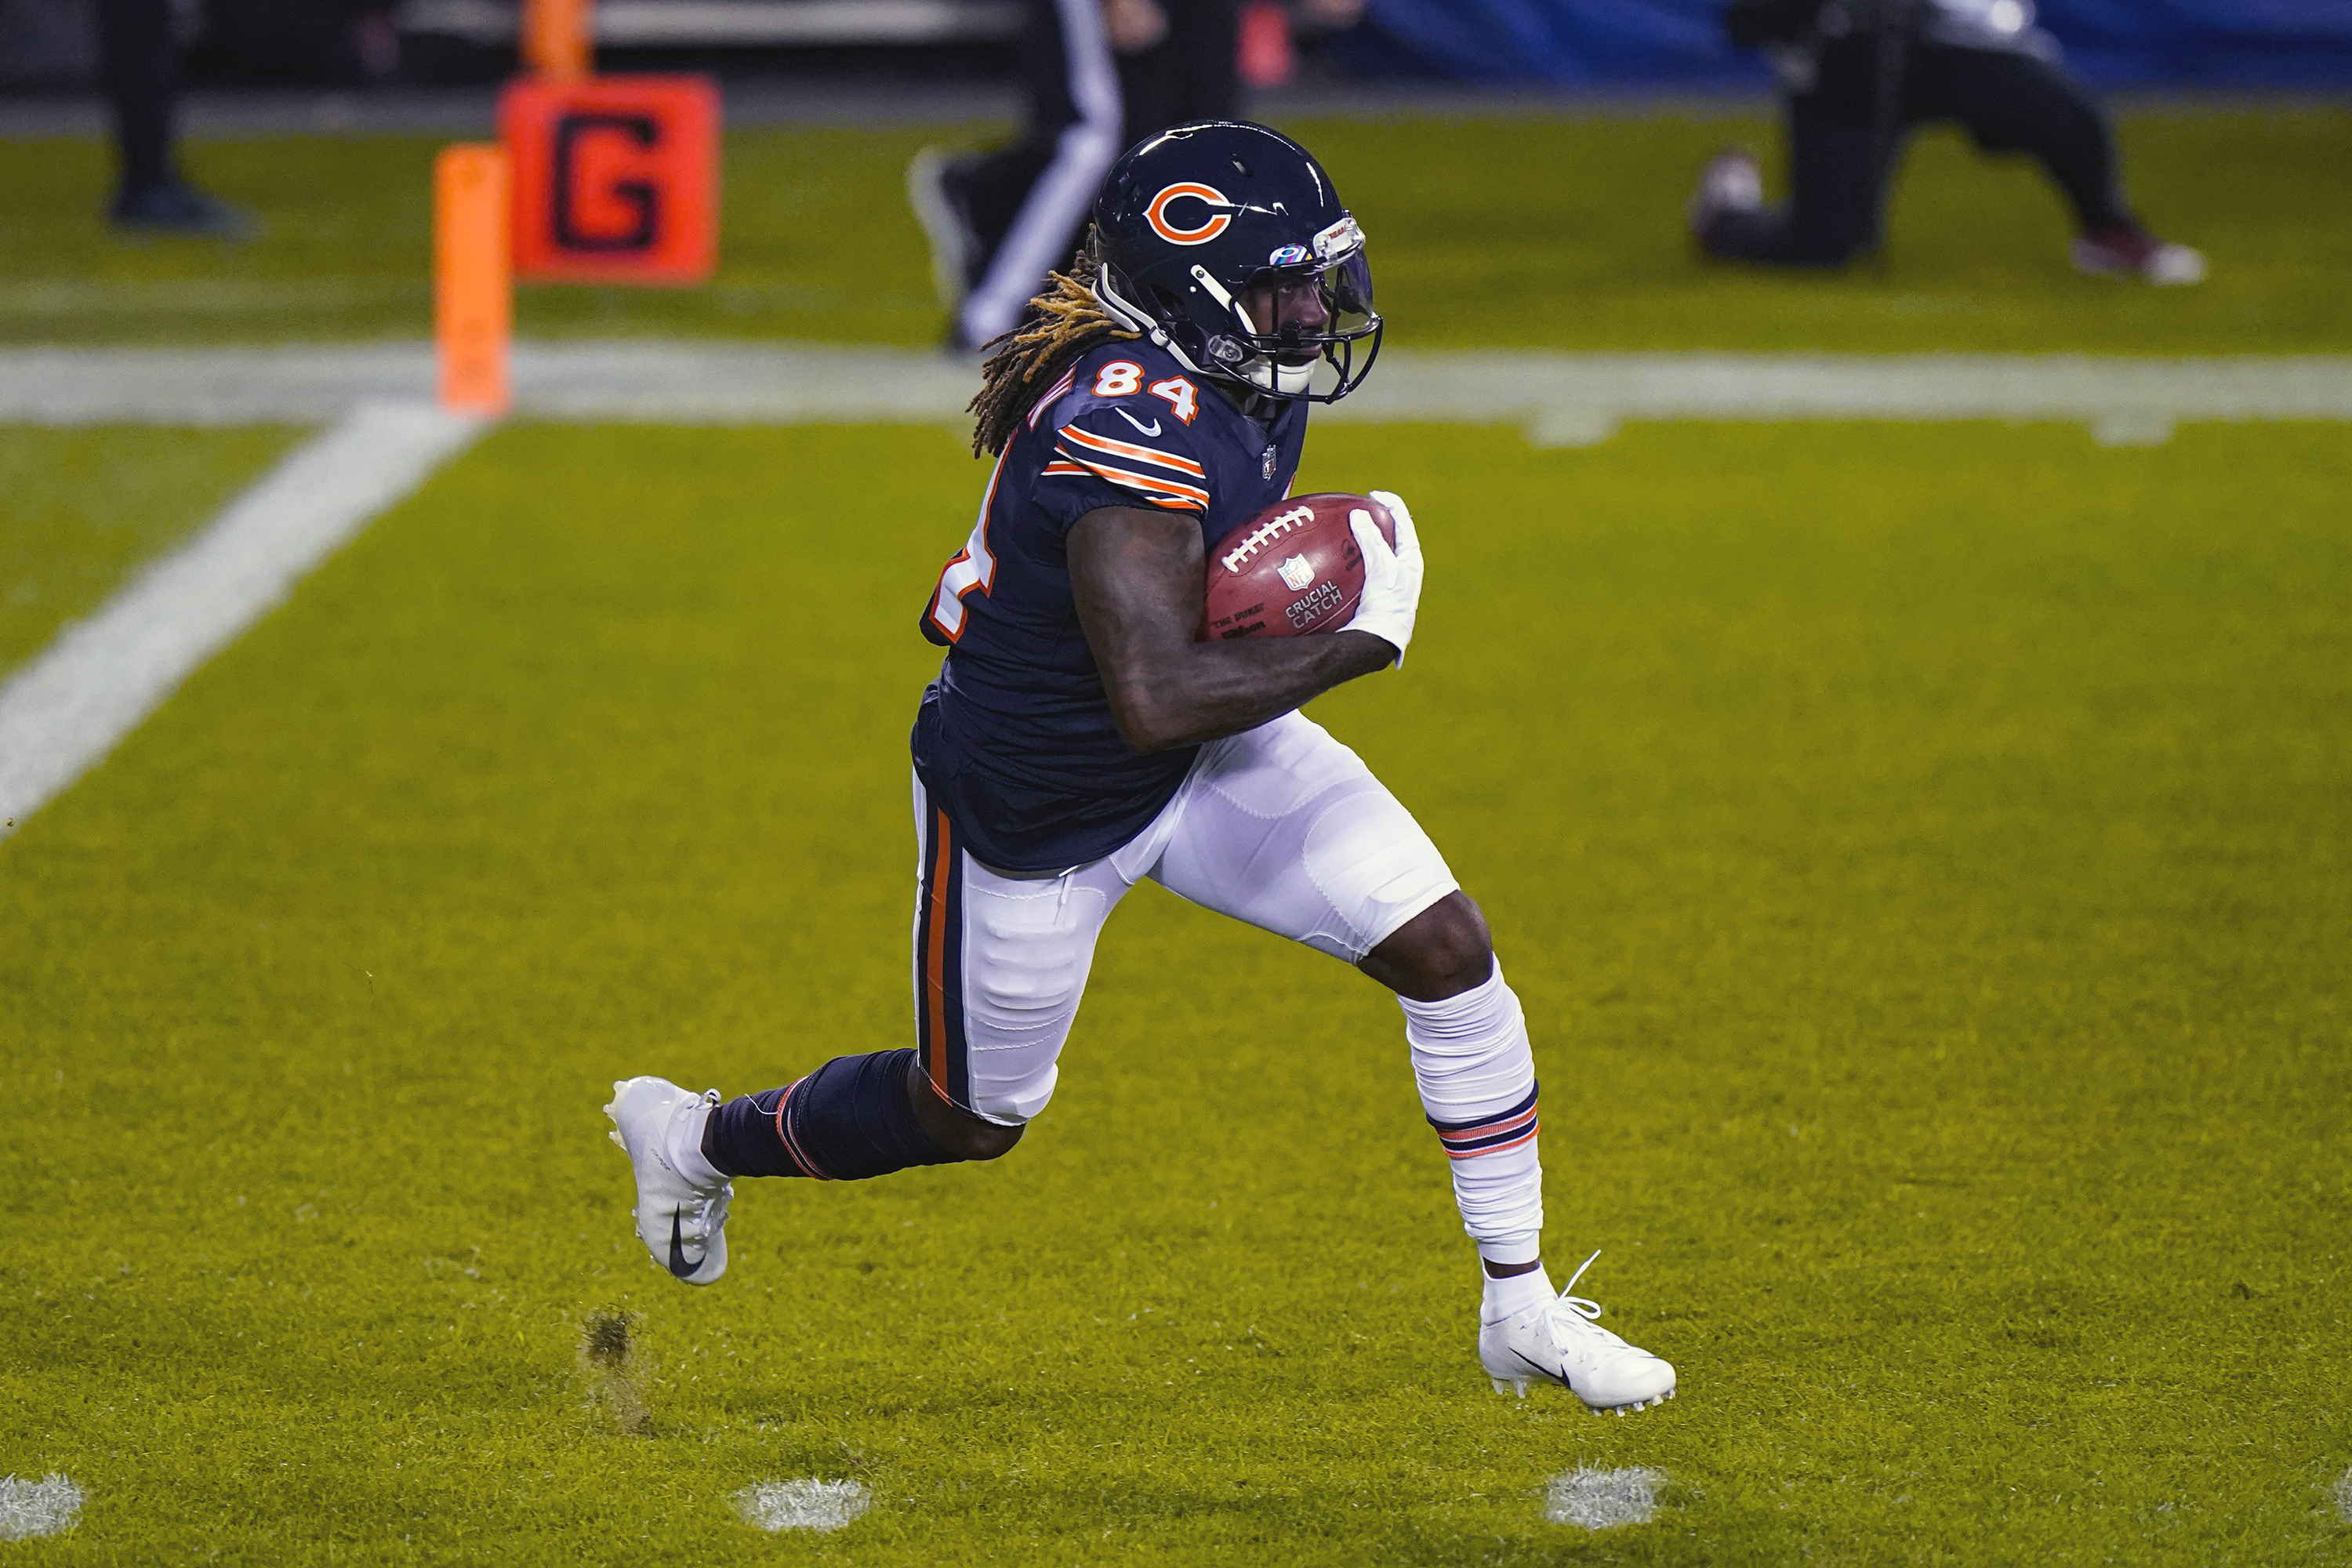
[0,401,484,837]
[4,343,2351,446]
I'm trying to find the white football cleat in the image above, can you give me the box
[1479,1250,1678,1414]
[604,1076,732,1287]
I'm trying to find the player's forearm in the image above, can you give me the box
[1105,630,1395,753]
[1069,505,1397,753]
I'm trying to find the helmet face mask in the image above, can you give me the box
[1091,122,1385,405]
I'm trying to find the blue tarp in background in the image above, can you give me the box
[1339,0,2352,88]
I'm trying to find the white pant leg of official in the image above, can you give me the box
[957,0,1123,347]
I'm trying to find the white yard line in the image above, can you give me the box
[4,343,2350,445]
[0,401,484,837]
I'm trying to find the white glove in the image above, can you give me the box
[1341,488,1424,667]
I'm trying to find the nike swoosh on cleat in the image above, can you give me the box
[666,1210,706,1279]
[1512,1348,1563,1384]
[1114,408,1162,436]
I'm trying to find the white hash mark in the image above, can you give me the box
[0,1473,85,1541]
[2332,1468,2352,1524]
[732,1477,871,1533]
[1544,1465,1668,1530]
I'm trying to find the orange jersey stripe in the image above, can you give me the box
[1057,423,1208,477]
[1027,366,1080,430]
[1045,455,1197,510]
[1059,454,1211,508]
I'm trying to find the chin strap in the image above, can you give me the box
[1185,262,1247,322]
[1265,361,1312,394]
[1094,271,1223,383]
[1185,264,1312,395]
[1094,269,1304,397]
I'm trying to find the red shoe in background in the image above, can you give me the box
[2073,224,2208,285]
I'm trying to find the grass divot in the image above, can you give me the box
[732,1479,873,1534]
[1544,1466,1668,1530]
[0,1474,85,1541]
[579,1308,652,1436]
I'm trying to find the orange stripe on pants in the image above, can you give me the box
[924,809,955,1094]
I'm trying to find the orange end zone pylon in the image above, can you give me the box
[434,143,512,416]
[524,0,593,81]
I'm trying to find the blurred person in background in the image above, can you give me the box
[1692,0,2203,282]
[910,0,1364,350]
[98,0,254,234]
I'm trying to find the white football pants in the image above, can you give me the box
[910,709,1547,1258]
[911,710,1459,1123]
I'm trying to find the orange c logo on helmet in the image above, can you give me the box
[1145,182,1233,246]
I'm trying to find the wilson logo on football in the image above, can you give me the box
[1145,182,1235,246]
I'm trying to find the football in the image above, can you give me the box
[1200,492,1398,641]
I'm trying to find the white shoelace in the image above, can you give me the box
[1552,1248,1606,1324]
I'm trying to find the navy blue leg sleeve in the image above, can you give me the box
[702,1049,960,1181]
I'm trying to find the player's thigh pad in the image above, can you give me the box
[911,775,1132,1126]
[1149,712,1458,964]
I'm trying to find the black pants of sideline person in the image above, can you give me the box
[955,0,1238,344]
[1700,39,2133,267]
[95,0,180,196]
[1116,0,1240,151]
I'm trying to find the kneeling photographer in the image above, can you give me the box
[1693,0,2204,281]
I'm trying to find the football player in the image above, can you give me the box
[1697,0,2205,281]
[609,121,1678,1414]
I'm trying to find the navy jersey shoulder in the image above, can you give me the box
[911,338,1309,873]
[1025,339,1306,545]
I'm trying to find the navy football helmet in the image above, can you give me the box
[1091,121,1381,404]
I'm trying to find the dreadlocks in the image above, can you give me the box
[967,246,1138,460]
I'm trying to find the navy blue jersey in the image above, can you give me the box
[913,337,1309,873]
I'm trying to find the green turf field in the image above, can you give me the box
[2,419,2346,1562]
[4,107,2348,351]
[0,425,303,681]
